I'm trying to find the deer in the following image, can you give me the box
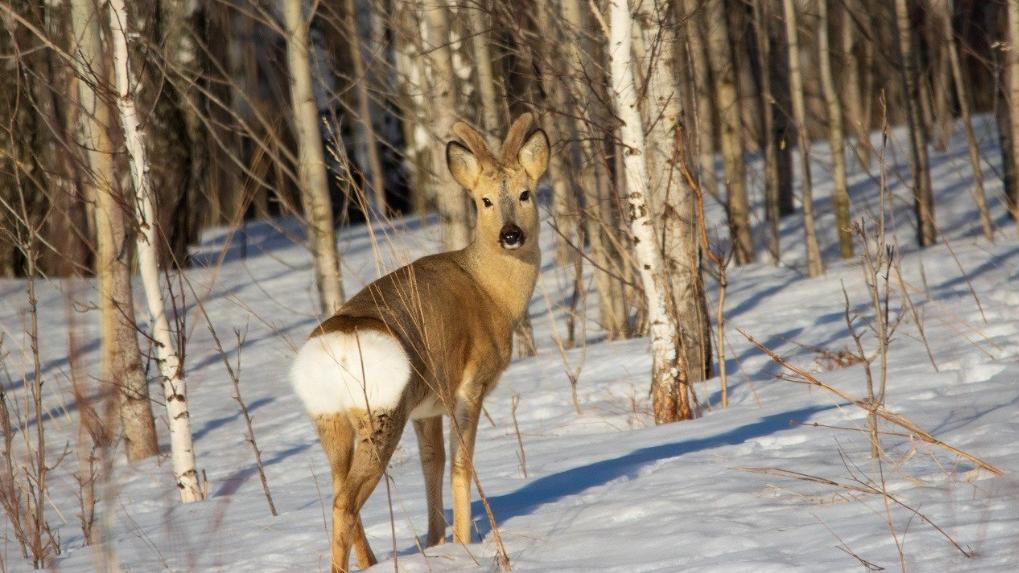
[290,113,549,572]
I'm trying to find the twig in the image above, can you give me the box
[737,329,1004,476]
[511,394,528,478]
[229,327,277,516]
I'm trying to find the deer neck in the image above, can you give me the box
[460,239,539,323]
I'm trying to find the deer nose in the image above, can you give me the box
[499,224,524,249]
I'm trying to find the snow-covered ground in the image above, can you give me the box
[1,120,1018,572]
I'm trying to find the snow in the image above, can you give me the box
[1,119,1018,571]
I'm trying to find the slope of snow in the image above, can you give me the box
[1,120,1018,571]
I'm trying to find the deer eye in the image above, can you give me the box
[482,197,493,208]
[519,190,531,202]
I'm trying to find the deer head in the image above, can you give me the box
[446,113,550,252]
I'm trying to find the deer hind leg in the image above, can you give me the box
[330,408,408,572]
[413,416,446,546]
[449,394,484,544]
[315,414,376,571]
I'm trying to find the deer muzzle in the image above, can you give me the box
[499,223,525,250]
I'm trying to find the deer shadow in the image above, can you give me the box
[455,404,832,542]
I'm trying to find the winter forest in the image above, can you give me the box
[1,0,1018,570]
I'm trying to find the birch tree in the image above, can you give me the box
[704,0,755,264]
[342,0,387,213]
[817,0,853,258]
[894,0,936,247]
[782,0,824,277]
[561,0,630,339]
[682,0,718,201]
[937,0,993,240]
[283,0,345,313]
[69,0,159,462]
[636,0,712,382]
[108,0,206,503]
[1006,0,1019,224]
[752,0,783,260]
[840,0,871,168]
[422,0,470,250]
[609,0,692,423]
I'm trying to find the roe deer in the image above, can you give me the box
[291,113,549,572]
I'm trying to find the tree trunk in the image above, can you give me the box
[926,9,952,153]
[938,0,993,241]
[562,0,630,339]
[422,0,470,250]
[466,1,504,139]
[682,0,719,201]
[69,0,159,462]
[1006,0,1019,223]
[704,0,755,265]
[137,0,204,268]
[783,0,825,277]
[817,0,853,258]
[343,0,387,214]
[283,0,345,313]
[997,66,1017,223]
[731,2,762,153]
[752,0,782,262]
[841,0,871,168]
[108,0,206,503]
[609,0,692,423]
[894,0,937,247]
[393,3,433,218]
[636,0,713,382]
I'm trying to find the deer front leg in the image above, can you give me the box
[449,394,484,544]
[413,416,446,546]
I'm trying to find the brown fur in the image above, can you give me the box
[303,114,550,572]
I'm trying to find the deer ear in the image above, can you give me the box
[447,141,481,189]
[518,129,549,180]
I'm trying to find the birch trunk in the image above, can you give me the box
[682,0,718,200]
[69,0,159,462]
[422,0,470,250]
[894,0,937,247]
[752,0,782,261]
[562,0,630,339]
[637,0,713,382]
[283,0,345,313]
[929,14,953,153]
[1006,0,1019,224]
[108,0,205,503]
[704,0,755,264]
[343,0,387,214]
[535,0,583,292]
[817,0,853,258]
[938,0,994,241]
[609,0,691,423]
[783,0,824,277]
[393,3,432,217]
[841,0,871,168]
[466,1,503,139]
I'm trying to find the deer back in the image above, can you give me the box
[309,251,516,414]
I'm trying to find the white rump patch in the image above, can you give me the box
[291,330,411,416]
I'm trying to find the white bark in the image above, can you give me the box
[782,0,825,277]
[69,0,159,463]
[108,0,205,503]
[608,0,690,423]
[817,0,853,258]
[284,0,345,312]
[422,0,470,250]
[636,0,712,383]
